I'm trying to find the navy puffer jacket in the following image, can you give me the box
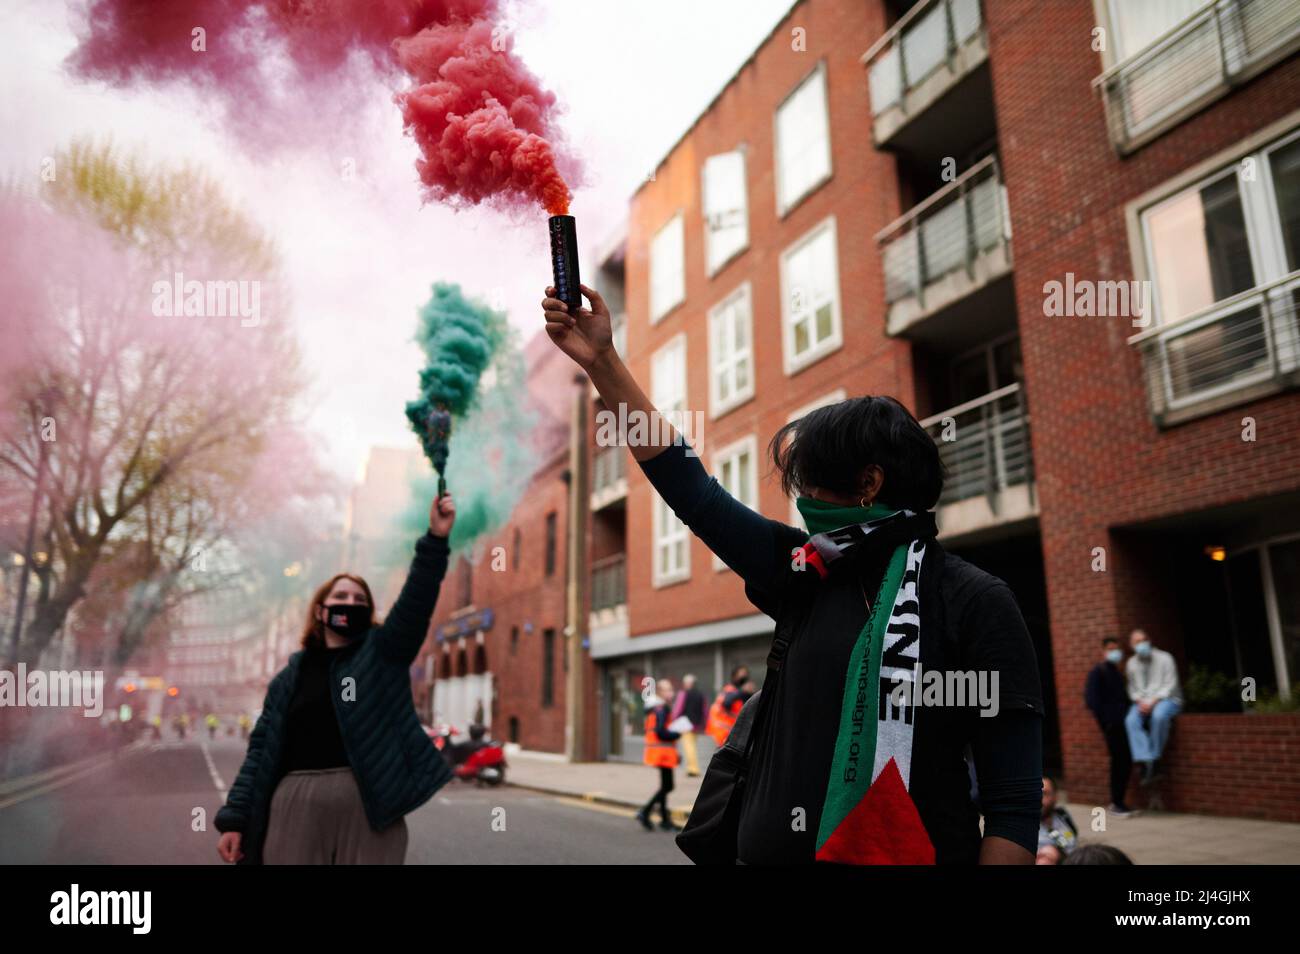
[215,532,453,864]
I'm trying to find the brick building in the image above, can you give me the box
[585,0,1300,821]
[417,333,602,756]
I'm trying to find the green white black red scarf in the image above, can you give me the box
[796,498,937,865]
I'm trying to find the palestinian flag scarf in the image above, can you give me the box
[795,498,938,865]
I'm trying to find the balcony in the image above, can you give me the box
[879,155,1013,343]
[590,444,628,510]
[1130,271,1300,426]
[920,383,1037,541]
[863,0,994,161]
[1095,0,1300,154]
[589,554,627,632]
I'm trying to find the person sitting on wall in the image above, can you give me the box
[1123,628,1183,786]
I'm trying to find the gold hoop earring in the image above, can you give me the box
[860,496,872,508]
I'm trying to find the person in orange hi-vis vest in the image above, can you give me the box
[705,665,751,746]
[637,679,682,832]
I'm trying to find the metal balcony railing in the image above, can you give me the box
[1095,0,1300,152]
[591,555,627,612]
[920,383,1033,509]
[865,0,984,117]
[1129,270,1300,418]
[592,445,627,498]
[878,155,1010,308]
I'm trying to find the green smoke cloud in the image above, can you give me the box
[405,282,507,475]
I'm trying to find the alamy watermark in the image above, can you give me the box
[1043,272,1152,328]
[0,665,104,717]
[151,272,261,327]
[594,403,705,457]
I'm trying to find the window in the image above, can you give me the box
[544,512,558,576]
[1107,0,1211,60]
[780,217,842,374]
[1136,127,1300,410]
[650,333,691,586]
[650,333,687,414]
[703,150,749,273]
[708,283,754,418]
[512,526,521,569]
[653,497,690,586]
[785,389,847,526]
[1144,170,1255,325]
[510,625,519,656]
[542,628,556,707]
[775,63,832,214]
[711,436,758,570]
[650,213,685,322]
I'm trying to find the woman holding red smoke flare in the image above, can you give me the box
[215,493,456,865]
[541,284,1043,865]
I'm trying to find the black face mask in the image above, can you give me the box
[321,602,371,640]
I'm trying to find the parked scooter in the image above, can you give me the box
[428,723,506,785]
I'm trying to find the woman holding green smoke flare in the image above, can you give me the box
[215,491,456,865]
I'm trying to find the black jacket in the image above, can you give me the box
[214,532,453,864]
[1084,662,1129,727]
[641,442,1045,864]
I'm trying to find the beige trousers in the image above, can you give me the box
[262,767,408,865]
[680,731,700,775]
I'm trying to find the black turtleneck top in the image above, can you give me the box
[280,640,360,772]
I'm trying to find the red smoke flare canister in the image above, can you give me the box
[548,215,582,314]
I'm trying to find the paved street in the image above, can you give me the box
[0,737,688,865]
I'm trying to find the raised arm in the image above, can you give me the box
[542,284,804,605]
[369,493,455,667]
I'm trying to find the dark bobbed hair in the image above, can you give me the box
[769,396,944,512]
[1061,844,1134,866]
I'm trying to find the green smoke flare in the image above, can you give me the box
[404,282,507,476]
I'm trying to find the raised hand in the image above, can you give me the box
[541,283,614,371]
[429,491,456,537]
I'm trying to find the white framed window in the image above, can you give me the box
[650,213,686,323]
[650,332,687,413]
[703,150,749,274]
[1106,0,1212,61]
[651,333,690,587]
[653,496,690,586]
[785,389,847,527]
[780,216,842,374]
[1135,124,1300,408]
[707,282,755,418]
[711,435,759,571]
[775,62,832,215]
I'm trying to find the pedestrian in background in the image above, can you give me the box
[670,674,707,776]
[705,664,749,746]
[637,678,682,832]
[1084,636,1135,817]
[1124,629,1182,785]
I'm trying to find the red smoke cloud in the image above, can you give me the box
[67,0,574,214]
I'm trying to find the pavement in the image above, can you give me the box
[503,748,1300,864]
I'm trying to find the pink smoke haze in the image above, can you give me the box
[67,0,577,213]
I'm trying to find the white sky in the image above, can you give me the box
[1,0,795,481]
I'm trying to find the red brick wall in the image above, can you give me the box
[624,0,914,637]
[1143,715,1300,822]
[984,0,1300,816]
[419,445,601,757]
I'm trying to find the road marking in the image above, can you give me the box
[0,751,132,811]
[199,741,227,799]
